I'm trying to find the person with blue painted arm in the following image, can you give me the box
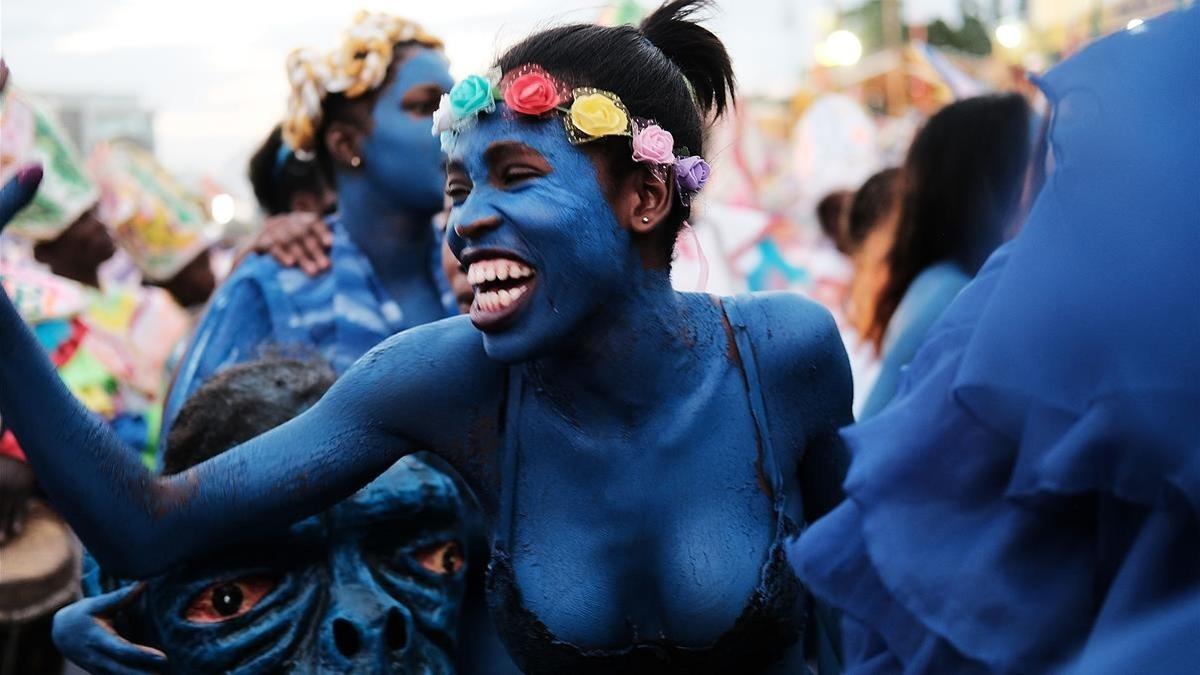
[161,11,454,449]
[858,93,1032,420]
[0,3,852,673]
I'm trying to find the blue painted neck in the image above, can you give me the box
[335,171,437,294]
[531,267,705,412]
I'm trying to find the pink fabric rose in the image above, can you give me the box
[631,123,676,165]
[504,72,560,115]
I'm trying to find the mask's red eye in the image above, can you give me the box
[185,576,276,623]
[414,540,464,577]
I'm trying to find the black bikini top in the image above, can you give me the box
[486,297,805,675]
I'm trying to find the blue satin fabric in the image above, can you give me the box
[162,217,448,452]
[792,7,1200,673]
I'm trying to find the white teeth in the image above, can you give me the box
[467,258,537,306]
[473,285,532,313]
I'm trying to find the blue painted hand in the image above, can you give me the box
[0,164,42,228]
[52,584,167,675]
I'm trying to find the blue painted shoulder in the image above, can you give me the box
[733,290,854,433]
[735,292,850,389]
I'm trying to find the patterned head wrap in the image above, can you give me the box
[282,11,443,158]
[0,88,99,242]
[89,141,221,282]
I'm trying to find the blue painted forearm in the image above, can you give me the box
[3,297,485,578]
[0,289,163,574]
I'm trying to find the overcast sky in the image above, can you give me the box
[1,0,960,188]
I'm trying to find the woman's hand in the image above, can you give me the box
[0,164,42,228]
[53,584,167,675]
[253,211,333,275]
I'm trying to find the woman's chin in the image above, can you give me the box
[479,331,541,365]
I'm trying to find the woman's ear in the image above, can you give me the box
[616,166,673,235]
[324,120,366,171]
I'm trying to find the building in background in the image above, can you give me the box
[31,92,154,155]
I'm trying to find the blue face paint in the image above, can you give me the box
[445,108,642,363]
[134,456,467,673]
[360,48,454,216]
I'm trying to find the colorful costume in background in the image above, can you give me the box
[791,7,1200,672]
[0,265,187,462]
[0,88,191,463]
[0,88,97,242]
[90,140,220,286]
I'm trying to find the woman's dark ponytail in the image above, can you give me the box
[638,0,736,119]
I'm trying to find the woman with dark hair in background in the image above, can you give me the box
[247,124,336,218]
[841,167,902,416]
[858,94,1031,419]
[815,189,854,254]
[0,2,852,672]
[243,123,339,275]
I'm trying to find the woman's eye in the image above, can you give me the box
[401,85,445,118]
[503,167,543,185]
[444,182,471,204]
[185,576,277,623]
[406,98,439,117]
[414,540,464,577]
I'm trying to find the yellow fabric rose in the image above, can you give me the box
[569,93,629,138]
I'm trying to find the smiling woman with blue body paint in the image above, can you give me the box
[0,2,852,673]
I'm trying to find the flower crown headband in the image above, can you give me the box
[432,64,710,204]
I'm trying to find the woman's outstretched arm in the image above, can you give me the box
[1,173,500,577]
[2,284,495,577]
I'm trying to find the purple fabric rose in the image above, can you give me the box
[675,155,710,193]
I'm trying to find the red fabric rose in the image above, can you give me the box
[504,72,560,115]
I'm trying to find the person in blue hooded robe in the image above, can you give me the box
[790,6,1200,672]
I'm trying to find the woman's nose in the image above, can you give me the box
[453,214,501,240]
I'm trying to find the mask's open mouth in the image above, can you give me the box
[466,256,538,330]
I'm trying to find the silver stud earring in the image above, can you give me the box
[350,156,362,167]
[641,216,650,224]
